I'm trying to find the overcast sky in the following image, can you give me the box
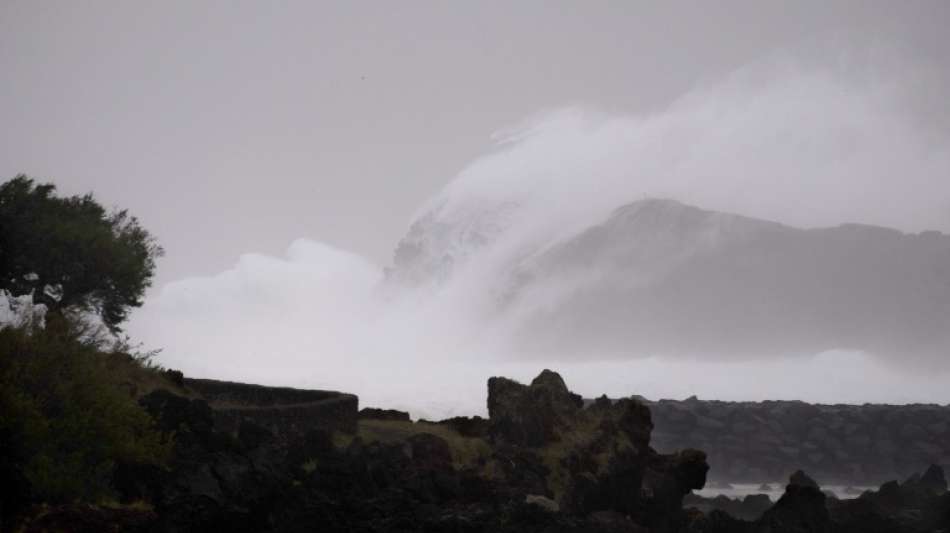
[4,2,950,412]
[3,1,949,288]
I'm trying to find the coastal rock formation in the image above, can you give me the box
[648,397,950,484]
[752,471,832,533]
[684,465,950,533]
[483,369,707,531]
[109,370,709,532]
[16,372,949,532]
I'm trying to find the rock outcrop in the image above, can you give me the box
[92,370,710,532]
[485,369,708,532]
[752,471,832,533]
[15,370,947,533]
[486,368,585,447]
[684,465,950,533]
[647,397,950,485]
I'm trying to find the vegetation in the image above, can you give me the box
[354,419,492,468]
[0,322,170,503]
[0,175,170,521]
[0,175,163,334]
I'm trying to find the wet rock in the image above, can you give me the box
[753,470,831,533]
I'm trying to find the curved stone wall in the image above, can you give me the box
[184,378,358,437]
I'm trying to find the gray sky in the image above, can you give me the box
[3,1,949,287]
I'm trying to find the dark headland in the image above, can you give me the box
[10,369,948,533]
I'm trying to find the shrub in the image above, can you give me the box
[0,324,170,504]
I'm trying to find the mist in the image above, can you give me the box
[128,41,950,418]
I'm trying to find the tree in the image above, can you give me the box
[0,175,163,333]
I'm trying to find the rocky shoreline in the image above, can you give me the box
[647,396,950,485]
[14,370,949,532]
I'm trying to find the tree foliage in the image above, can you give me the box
[0,175,163,332]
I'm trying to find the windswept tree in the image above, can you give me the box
[0,175,163,333]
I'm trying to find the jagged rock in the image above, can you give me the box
[753,470,831,533]
[615,397,655,451]
[15,371,729,532]
[685,493,773,523]
[917,464,947,493]
[641,449,710,532]
[789,469,820,490]
[827,465,950,532]
[487,368,583,447]
[647,397,950,485]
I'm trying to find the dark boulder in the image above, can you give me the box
[641,449,710,532]
[916,464,947,493]
[753,470,831,533]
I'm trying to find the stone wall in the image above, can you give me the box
[184,378,358,437]
[645,397,950,485]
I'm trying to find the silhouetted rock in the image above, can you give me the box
[646,396,950,485]
[789,470,820,490]
[917,464,947,493]
[359,407,411,422]
[753,470,831,533]
[685,493,772,522]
